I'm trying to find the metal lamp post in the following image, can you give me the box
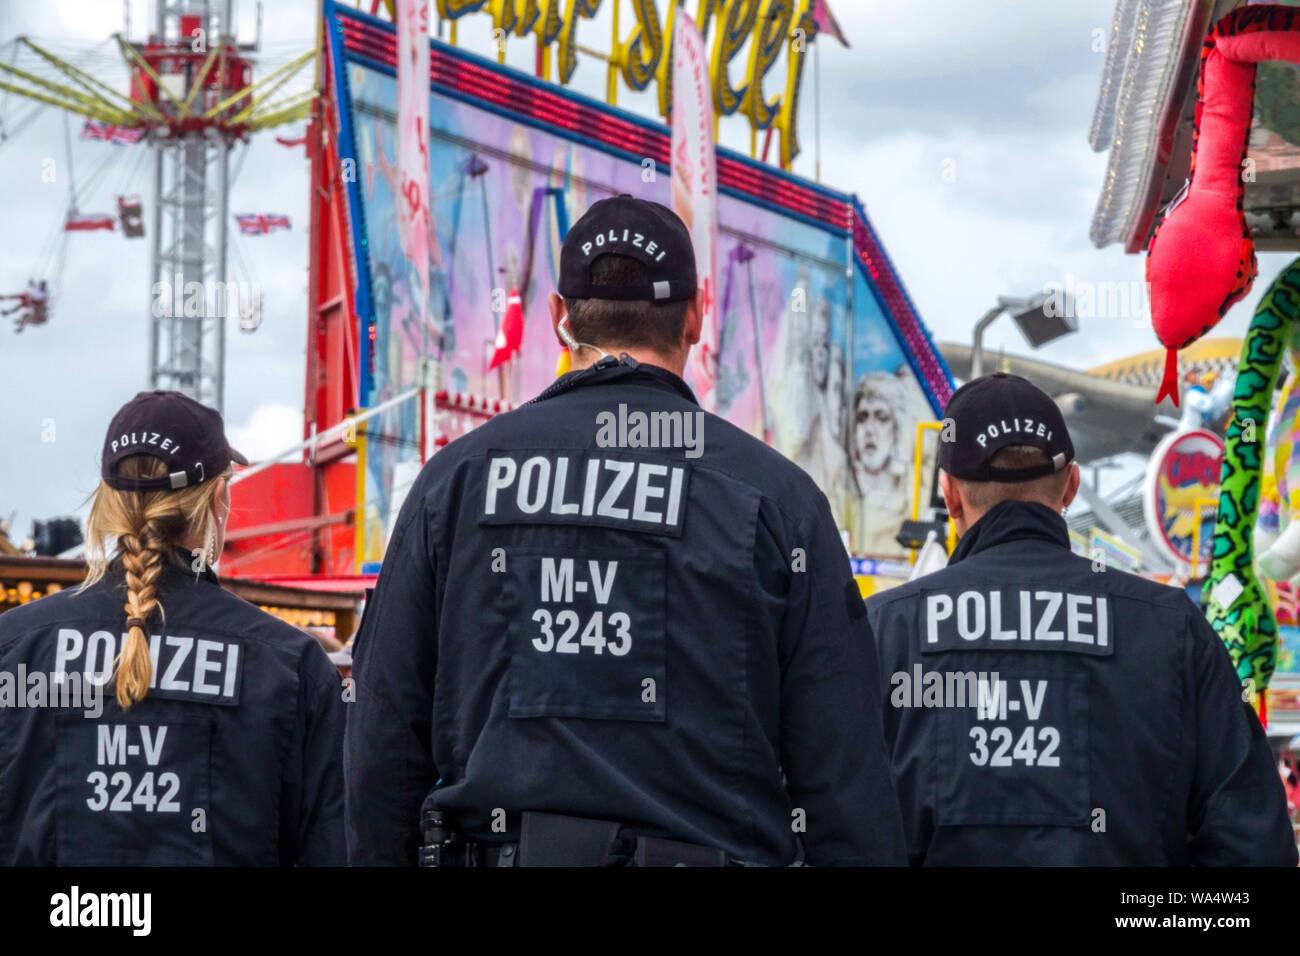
[970,291,1077,378]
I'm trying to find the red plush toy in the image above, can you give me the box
[1146,5,1300,406]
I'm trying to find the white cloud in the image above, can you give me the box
[225,402,304,463]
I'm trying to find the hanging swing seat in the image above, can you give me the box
[117,194,145,238]
[64,213,115,232]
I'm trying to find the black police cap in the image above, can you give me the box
[102,390,248,492]
[558,195,697,303]
[939,373,1075,483]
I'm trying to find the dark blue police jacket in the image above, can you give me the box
[867,499,1298,866]
[344,357,906,866]
[0,551,346,865]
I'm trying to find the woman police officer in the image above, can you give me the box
[0,390,345,865]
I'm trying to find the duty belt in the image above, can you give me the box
[420,809,741,867]
[420,840,520,867]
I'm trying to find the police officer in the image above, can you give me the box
[0,390,345,865]
[868,372,1297,865]
[344,195,906,866]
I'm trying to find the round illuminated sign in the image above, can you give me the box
[1142,428,1225,569]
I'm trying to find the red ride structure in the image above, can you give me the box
[126,13,256,139]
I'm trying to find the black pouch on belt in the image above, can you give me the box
[518,811,628,866]
[632,836,729,867]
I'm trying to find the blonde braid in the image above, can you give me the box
[116,519,170,708]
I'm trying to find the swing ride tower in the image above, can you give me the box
[0,0,314,413]
[145,0,239,411]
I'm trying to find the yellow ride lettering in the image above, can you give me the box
[557,0,603,84]
[740,0,791,131]
[695,0,724,43]
[776,0,817,166]
[512,0,544,36]
[530,0,565,43]
[619,0,664,91]
[437,0,489,19]
[429,0,825,171]
[709,0,758,117]
[487,0,519,34]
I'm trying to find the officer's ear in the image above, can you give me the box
[213,476,231,546]
[939,471,964,522]
[1060,462,1081,512]
[549,292,567,347]
[682,288,704,349]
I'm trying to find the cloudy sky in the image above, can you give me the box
[0,0,1285,538]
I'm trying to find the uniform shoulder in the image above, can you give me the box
[205,583,330,655]
[697,411,825,501]
[0,586,82,637]
[865,568,945,613]
[206,586,341,686]
[0,569,328,656]
[446,402,529,449]
[1068,559,1200,612]
[406,405,539,492]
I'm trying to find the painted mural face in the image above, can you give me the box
[855,391,896,476]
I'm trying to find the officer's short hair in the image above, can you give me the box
[564,254,690,355]
[953,444,1071,512]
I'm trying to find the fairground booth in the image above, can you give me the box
[219,1,955,601]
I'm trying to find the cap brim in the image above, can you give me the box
[230,447,250,466]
